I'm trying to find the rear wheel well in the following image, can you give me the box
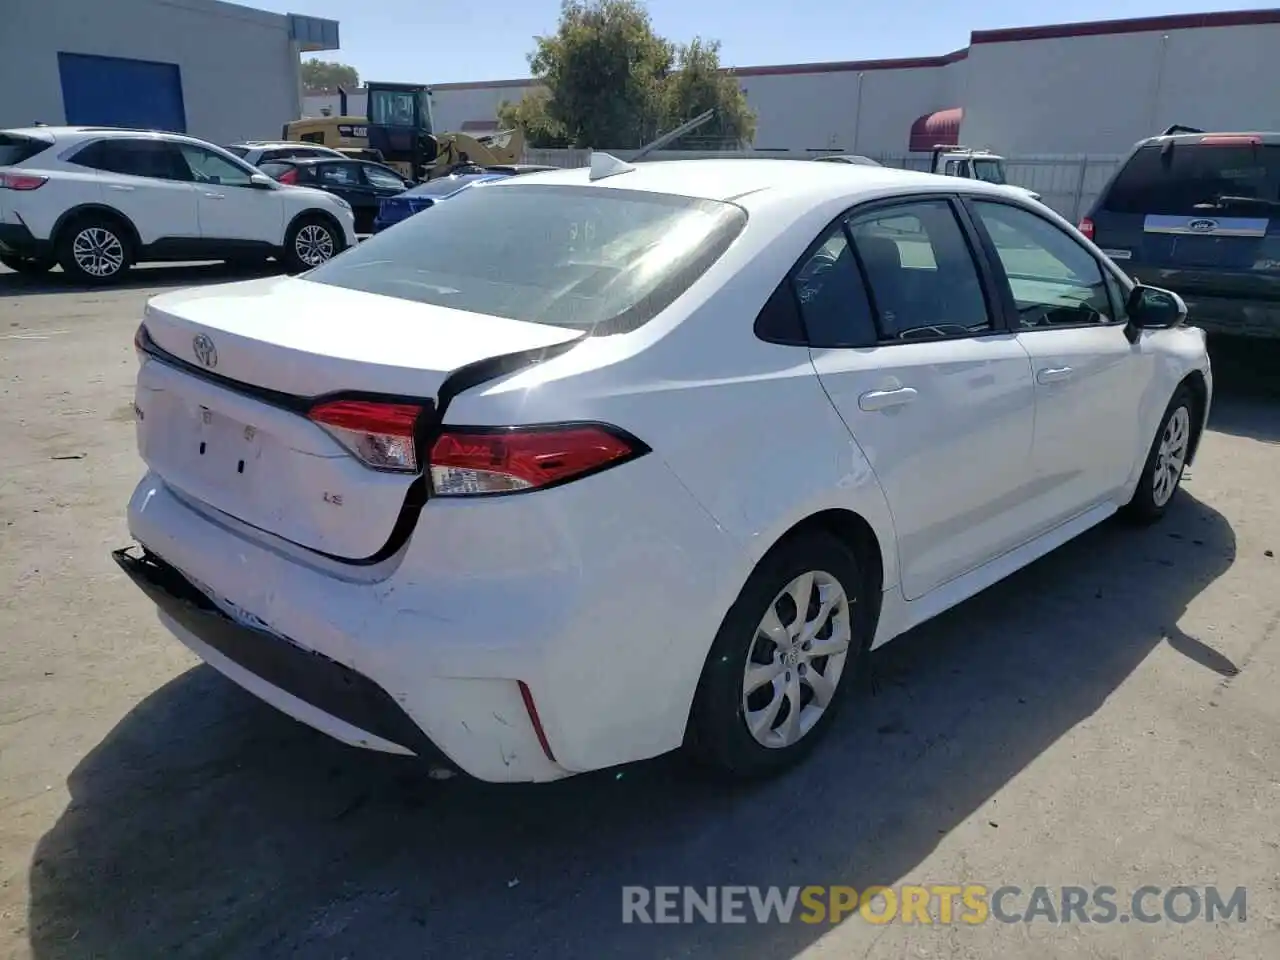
[53,205,140,252]
[1179,371,1209,464]
[770,509,885,617]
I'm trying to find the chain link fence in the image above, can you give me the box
[522,148,1124,223]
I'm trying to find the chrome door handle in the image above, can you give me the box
[1036,366,1074,384]
[858,386,919,412]
[203,192,226,200]
[107,184,134,192]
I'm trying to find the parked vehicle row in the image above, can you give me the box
[115,153,1210,785]
[0,126,357,282]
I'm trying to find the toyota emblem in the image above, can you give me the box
[1187,218,1219,234]
[192,334,218,369]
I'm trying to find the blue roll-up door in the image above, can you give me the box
[58,52,187,132]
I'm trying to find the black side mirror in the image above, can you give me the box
[1125,284,1187,342]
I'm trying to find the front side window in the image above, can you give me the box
[970,200,1115,328]
[304,183,748,334]
[368,90,419,128]
[225,145,250,158]
[847,199,992,340]
[972,159,1007,184]
[178,144,255,187]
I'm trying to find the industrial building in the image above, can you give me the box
[2,0,339,146]
[305,7,1280,158]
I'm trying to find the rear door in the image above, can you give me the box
[804,196,1039,601]
[1090,137,1280,306]
[315,161,376,231]
[71,138,200,243]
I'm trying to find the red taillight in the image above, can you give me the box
[1078,216,1095,240]
[277,168,298,184]
[309,400,424,472]
[1199,135,1261,146]
[429,424,644,496]
[0,172,48,191]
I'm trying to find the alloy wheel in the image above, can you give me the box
[295,224,335,266]
[1152,405,1191,507]
[742,570,852,749]
[72,227,124,278]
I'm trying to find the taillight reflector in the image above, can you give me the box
[429,424,644,496]
[1078,216,1095,240]
[277,168,298,184]
[0,172,48,191]
[309,400,424,472]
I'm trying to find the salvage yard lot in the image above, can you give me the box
[1,264,1279,960]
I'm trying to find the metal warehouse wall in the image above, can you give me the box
[739,59,966,154]
[961,21,1280,155]
[0,0,303,145]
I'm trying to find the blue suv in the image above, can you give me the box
[1082,130,1280,339]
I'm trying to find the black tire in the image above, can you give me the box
[55,214,133,284]
[686,530,876,780]
[0,252,56,276]
[1122,385,1196,525]
[281,214,343,273]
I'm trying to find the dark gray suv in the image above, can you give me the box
[1082,131,1280,338]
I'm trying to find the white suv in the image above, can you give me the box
[0,127,357,283]
[225,141,346,167]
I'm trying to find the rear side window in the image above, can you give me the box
[0,134,52,166]
[790,226,877,347]
[304,183,748,335]
[1103,142,1280,215]
[73,139,189,181]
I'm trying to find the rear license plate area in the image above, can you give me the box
[193,405,261,483]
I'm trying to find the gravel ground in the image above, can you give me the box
[1,263,1278,960]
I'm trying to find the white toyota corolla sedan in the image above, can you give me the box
[117,156,1211,783]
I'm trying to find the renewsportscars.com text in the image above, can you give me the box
[621,885,1247,925]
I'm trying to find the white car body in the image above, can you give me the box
[0,126,356,279]
[225,141,346,167]
[118,159,1212,783]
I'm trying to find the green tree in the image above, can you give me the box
[301,59,360,94]
[497,92,570,148]
[661,38,755,148]
[501,1,755,149]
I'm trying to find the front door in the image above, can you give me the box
[803,197,1038,600]
[964,198,1150,531]
[177,143,283,246]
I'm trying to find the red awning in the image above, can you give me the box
[909,107,963,152]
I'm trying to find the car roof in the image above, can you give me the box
[487,157,1015,206]
[1,126,240,150]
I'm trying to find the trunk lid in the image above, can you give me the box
[136,275,582,560]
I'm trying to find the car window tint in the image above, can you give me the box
[847,200,991,340]
[258,161,295,179]
[971,200,1115,328]
[178,144,254,187]
[320,163,361,186]
[1103,143,1280,216]
[363,164,405,189]
[791,226,877,347]
[225,145,250,158]
[74,139,189,181]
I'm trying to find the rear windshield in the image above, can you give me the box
[1103,142,1280,215]
[0,133,52,166]
[304,183,748,334]
[257,161,295,178]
